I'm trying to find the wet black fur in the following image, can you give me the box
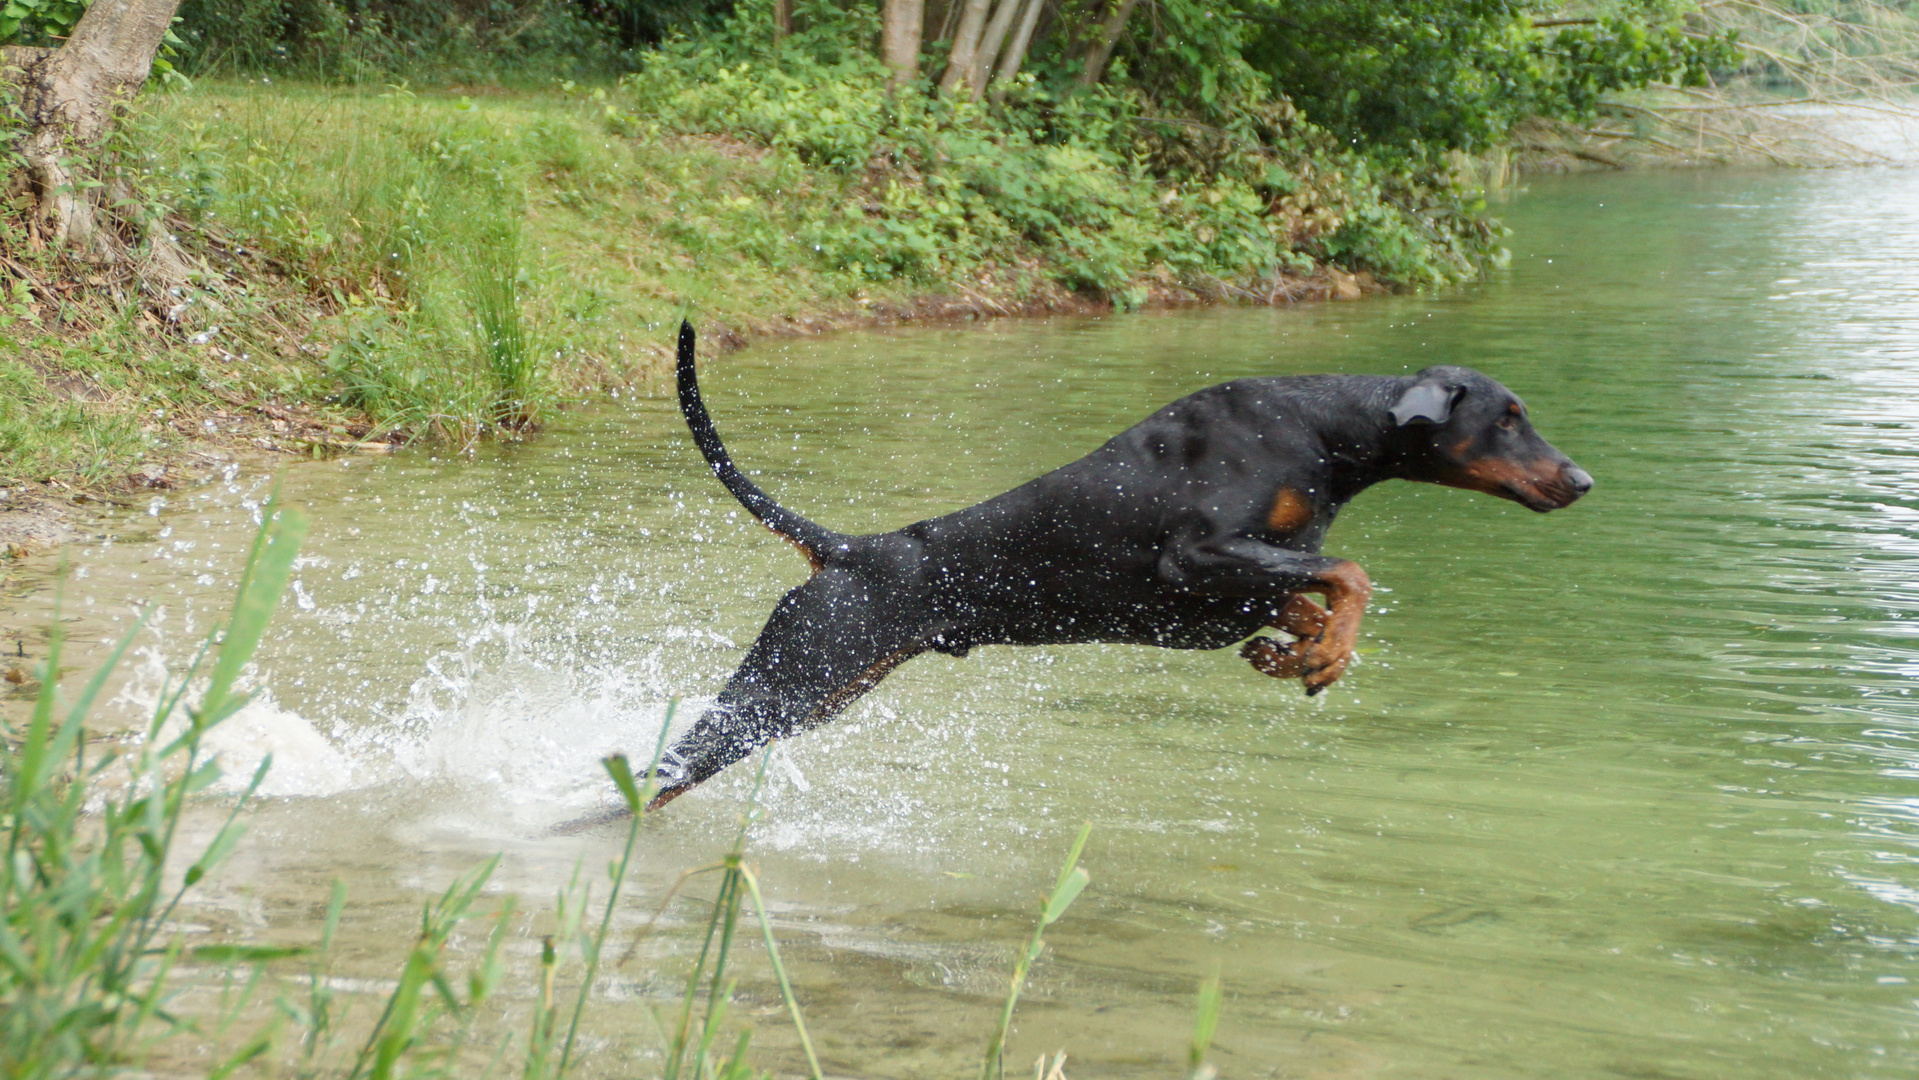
[649,321,1590,806]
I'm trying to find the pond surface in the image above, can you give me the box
[8,164,1919,1078]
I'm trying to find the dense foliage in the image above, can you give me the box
[1237,1,1739,155]
[125,0,1745,293]
[0,0,1753,304]
[152,1,1740,153]
[617,0,1501,292]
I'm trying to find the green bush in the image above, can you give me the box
[170,0,640,82]
[619,11,1502,296]
[1238,0,1741,157]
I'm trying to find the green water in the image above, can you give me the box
[7,165,1919,1077]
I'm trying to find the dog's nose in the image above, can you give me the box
[1564,466,1594,496]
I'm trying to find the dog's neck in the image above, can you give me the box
[1306,377,1434,505]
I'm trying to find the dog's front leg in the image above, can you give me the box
[1239,593,1331,680]
[1159,537,1371,695]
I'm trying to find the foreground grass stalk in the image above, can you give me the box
[1188,973,1222,1080]
[657,748,828,1080]
[348,856,502,1080]
[737,866,824,1080]
[0,495,307,1079]
[980,823,1094,1080]
[554,703,677,1075]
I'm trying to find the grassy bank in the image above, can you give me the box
[1,64,1491,502]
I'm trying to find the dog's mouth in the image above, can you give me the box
[1501,466,1593,512]
[1447,458,1592,512]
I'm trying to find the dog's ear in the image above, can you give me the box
[1389,379,1463,426]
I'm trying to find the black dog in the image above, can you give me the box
[647,322,1590,808]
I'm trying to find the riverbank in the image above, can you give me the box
[1,78,1402,541]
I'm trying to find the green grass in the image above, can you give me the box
[0,492,307,1079]
[2,63,1486,488]
[0,78,1011,489]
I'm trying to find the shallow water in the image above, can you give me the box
[8,164,1919,1077]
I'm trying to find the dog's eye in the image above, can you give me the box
[1496,415,1519,431]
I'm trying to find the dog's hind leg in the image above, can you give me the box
[648,568,928,808]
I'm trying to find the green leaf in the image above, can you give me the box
[604,753,641,813]
[198,496,308,729]
[192,943,310,963]
[1041,866,1089,925]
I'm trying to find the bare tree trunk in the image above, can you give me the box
[987,0,1047,101]
[882,0,926,90]
[934,0,964,46]
[773,0,791,42]
[1076,0,1141,89]
[966,0,1025,101]
[940,0,995,95]
[4,0,183,262]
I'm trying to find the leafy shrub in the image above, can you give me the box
[171,0,641,81]
[1238,0,1742,157]
[619,12,1502,296]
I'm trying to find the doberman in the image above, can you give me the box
[646,321,1591,808]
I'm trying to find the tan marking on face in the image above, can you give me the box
[1266,487,1315,533]
[1456,457,1535,492]
[1447,456,1565,501]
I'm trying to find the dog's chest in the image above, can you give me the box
[1262,484,1339,549]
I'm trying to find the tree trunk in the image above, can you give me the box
[934,0,964,47]
[965,0,1025,101]
[5,0,183,261]
[1075,0,1142,89]
[987,0,1047,101]
[940,0,995,96]
[773,0,791,42]
[881,0,925,90]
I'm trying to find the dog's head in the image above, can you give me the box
[1388,366,1592,512]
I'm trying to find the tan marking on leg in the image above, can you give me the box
[1265,487,1315,533]
[1241,636,1309,679]
[1241,594,1331,682]
[1301,560,1370,695]
[1274,593,1329,639]
[644,784,691,812]
[801,644,925,731]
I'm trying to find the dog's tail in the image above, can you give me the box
[677,321,845,570]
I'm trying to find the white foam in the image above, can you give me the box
[110,631,697,820]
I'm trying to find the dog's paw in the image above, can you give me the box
[1241,635,1309,679]
[1299,641,1355,695]
[648,749,691,789]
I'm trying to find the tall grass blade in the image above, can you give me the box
[739,866,823,1080]
[9,569,67,836]
[980,822,1094,1080]
[196,494,310,730]
[1189,973,1222,1080]
[556,700,677,1074]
